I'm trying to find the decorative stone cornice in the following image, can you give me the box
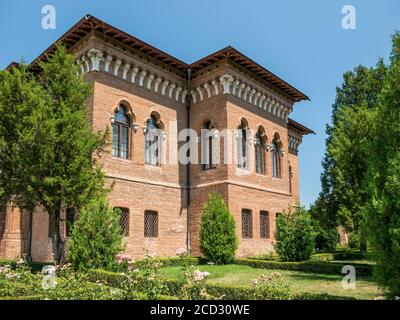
[288,134,302,152]
[191,73,293,121]
[77,50,294,113]
[77,48,187,104]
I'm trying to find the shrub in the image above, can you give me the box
[252,272,293,300]
[67,197,123,271]
[200,193,238,264]
[348,231,360,250]
[274,206,316,262]
[314,226,339,252]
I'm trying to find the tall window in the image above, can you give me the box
[112,105,131,159]
[65,208,76,237]
[145,115,161,166]
[255,128,266,174]
[115,207,129,236]
[289,164,293,193]
[201,121,216,170]
[144,210,158,238]
[242,209,253,239]
[260,211,270,239]
[237,119,248,169]
[271,135,281,178]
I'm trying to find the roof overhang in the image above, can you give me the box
[190,47,309,103]
[30,14,189,74]
[288,118,315,135]
[6,14,310,105]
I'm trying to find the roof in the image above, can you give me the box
[288,118,315,135]
[190,46,309,102]
[30,14,189,74]
[5,15,313,134]
[25,14,308,102]
[5,62,19,72]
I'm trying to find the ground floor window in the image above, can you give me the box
[144,210,158,238]
[115,207,130,237]
[241,209,253,239]
[260,211,270,239]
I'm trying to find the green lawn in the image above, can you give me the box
[160,264,381,300]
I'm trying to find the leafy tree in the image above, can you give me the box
[67,197,123,271]
[364,32,400,298]
[274,206,315,261]
[316,61,387,251]
[200,193,238,264]
[309,198,338,252]
[0,45,108,263]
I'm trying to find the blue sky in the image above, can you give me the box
[1,0,399,207]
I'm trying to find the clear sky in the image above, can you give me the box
[1,0,399,207]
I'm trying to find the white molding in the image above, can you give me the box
[122,63,131,80]
[113,59,122,76]
[87,48,103,71]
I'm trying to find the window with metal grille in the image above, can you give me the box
[115,207,129,236]
[144,210,158,238]
[65,208,76,237]
[241,209,253,239]
[260,211,270,239]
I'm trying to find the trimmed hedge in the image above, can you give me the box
[87,269,356,300]
[311,251,366,262]
[0,259,49,273]
[135,257,201,268]
[235,258,372,277]
[0,295,43,300]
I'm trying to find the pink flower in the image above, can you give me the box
[115,253,131,264]
[176,248,187,257]
[192,269,210,282]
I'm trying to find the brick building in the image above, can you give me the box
[0,15,313,262]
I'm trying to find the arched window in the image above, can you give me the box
[271,134,281,178]
[145,115,161,166]
[112,105,131,159]
[255,127,266,175]
[201,121,216,170]
[237,119,248,169]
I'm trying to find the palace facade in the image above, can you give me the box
[0,15,313,262]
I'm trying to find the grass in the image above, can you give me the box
[160,264,381,300]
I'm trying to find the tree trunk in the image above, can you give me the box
[48,207,65,264]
